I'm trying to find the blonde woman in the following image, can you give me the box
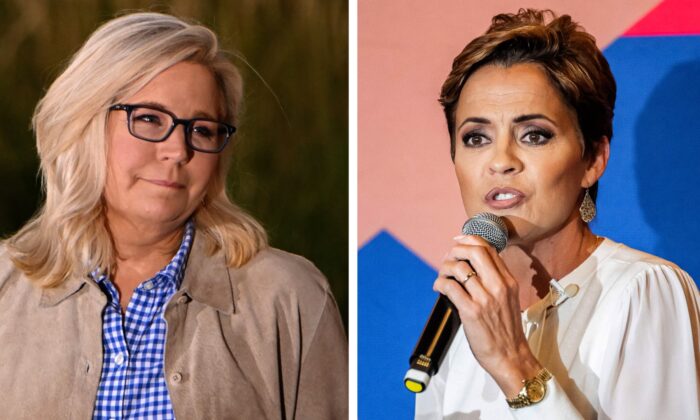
[0,13,347,419]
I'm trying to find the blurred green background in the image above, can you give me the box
[0,0,348,326]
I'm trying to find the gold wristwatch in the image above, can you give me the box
[506,367,552,409]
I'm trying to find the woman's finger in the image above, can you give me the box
[446,243,507,296]
[433,275,479,319]
[437,259,472,282]
[435,260,493,314]
[454,235,516,287]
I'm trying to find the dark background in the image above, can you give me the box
[0,0,348,326]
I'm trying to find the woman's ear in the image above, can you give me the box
[582,136,610,188]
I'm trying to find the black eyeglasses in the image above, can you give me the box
[109,104,236,153]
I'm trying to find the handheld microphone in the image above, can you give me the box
[403,213,508,393]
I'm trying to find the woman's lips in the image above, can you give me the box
[485,187,525,209]
[143,178,185,189]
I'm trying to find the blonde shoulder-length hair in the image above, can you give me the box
[7,12,267,288]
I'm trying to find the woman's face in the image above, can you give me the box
[453,63,604,244]
[104,61,221,229]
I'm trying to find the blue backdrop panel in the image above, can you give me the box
[359,34,700,419]
[358,231,437,419]
[596,35,700,281]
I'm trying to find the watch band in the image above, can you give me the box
[506,367,553,409]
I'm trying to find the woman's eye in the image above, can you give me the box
[134,114,161,125]
[192,125,214,138]
[521,129,553,145]
[462,133,490,147]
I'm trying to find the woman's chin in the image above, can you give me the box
[151,210,191,225]
[495,216,544,247]
[119,206,193,228]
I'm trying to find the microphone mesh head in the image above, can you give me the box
[461,213,509,253]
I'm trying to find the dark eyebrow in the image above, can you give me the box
[134,101,218,120]
[456,117,491,130]
[457,114,558,131]
[513,113,558,126]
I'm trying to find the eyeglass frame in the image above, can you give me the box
[109,103,236,154]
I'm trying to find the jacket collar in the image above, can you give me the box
[40,229,236,314]
[179,232,236,314]
[39,275,91,307]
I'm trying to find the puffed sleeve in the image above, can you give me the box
[511,265,700,420]
[416,342,584,420]
[419,263,700,420]
[595,265,700,419]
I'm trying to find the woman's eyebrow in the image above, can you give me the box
[132,101,218,120]
[457,114,559,131]
[132,100,168,110]
[457,116,490,130]
[513,113,558,127]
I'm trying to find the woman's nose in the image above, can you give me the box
[157,125,192,164]
[488,136,523,175]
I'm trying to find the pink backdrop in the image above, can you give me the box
[359,0,659,267]
[359,1,700,416]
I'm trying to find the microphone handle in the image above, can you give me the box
[405,213,507,393]
[404,294,462,393]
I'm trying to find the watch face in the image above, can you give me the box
[525,378,546,402]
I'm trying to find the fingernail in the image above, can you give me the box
[453,235,466,240]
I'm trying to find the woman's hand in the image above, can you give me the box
[433,234,542,398]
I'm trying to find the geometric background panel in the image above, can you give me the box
[358,231,437,419]
[596,35,700,282]
[625,0,700,35]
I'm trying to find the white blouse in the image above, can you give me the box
[415,238,700,420]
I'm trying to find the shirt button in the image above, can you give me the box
[143,281,154,291]
[171,372,183,383]
[114,353,125,366]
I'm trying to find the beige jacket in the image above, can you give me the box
[0,237,348,419]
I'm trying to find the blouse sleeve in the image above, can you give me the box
[414,348,449,420]
[595,264,700,419]
[415,341,585,420]
[506,377,583,419]
[512,264,700,420]
[416,264,700,419]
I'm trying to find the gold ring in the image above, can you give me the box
[462,271,477,285]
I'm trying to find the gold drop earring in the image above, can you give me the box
[579,188,596,223]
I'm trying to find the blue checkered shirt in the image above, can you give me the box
[91,221,194,419]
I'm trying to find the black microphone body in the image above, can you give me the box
[404,213,508,393]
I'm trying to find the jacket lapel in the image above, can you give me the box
[179,233,235,314]
[39,275,91,307]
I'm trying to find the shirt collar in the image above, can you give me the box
[150,219,195,290]
[91,219,195,289]
[42,220,197,307]
[40,231,237,314]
